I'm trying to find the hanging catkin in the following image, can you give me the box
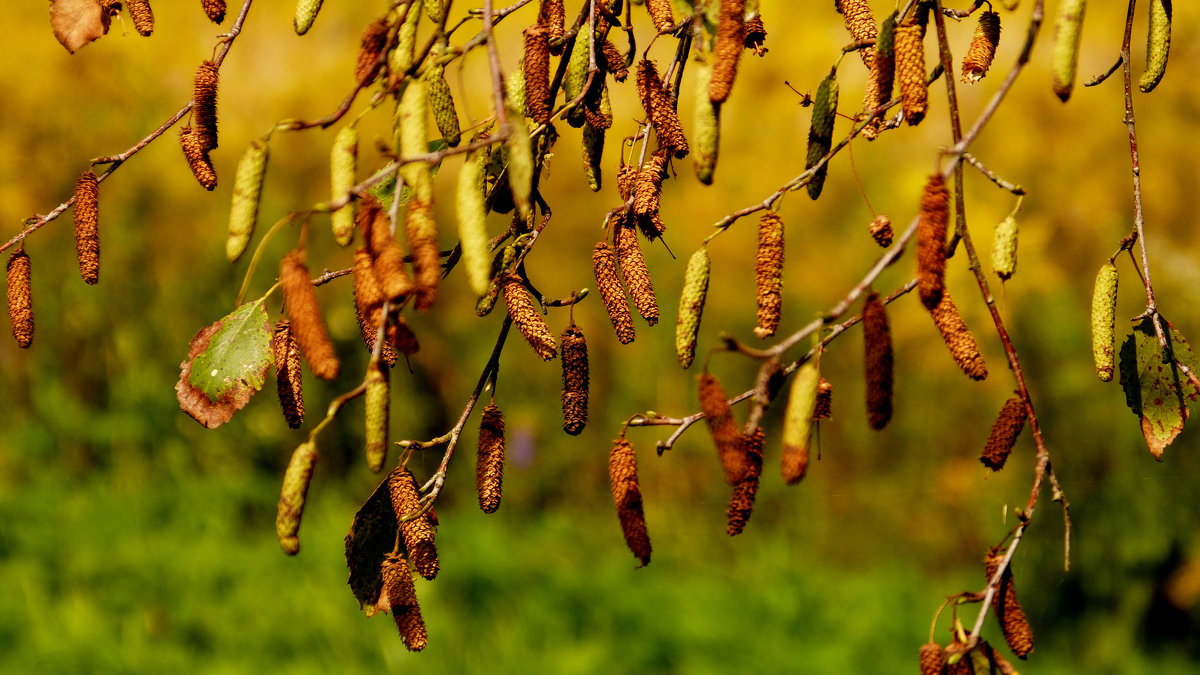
[273,320,305,429]
[637,59,689,159]
[405,198,441,311]
[984,548,1035,658]
[1139,0,1172,93]
[192,61,219,152]
[227,138,269,262]
[743,15,768,56]
[894,19,927,125]
[692,58,720,185]
[503,273,557,360]
[726,428,764,536]
[388,468,440,580]
[202,0,226,25]
[73,170,100,285]
[523,25,552,126]
[863,292,893,430]
[992,215,1018,280]
[1051,0,1086,101]
[280,251,340,380]
[364,360,390,472]
[180,126,218,190]
[837,0,878,68]
[1091,261,1117,382]
[539,0,565,49]
[980,397,1027,471]
[603,40,629,82]
[380,555,428,652]
[930,292,988,381]
[477,402,505,513]
[781,361,819,484]
[355,18,389,86]
[708,0,745,104]
[6,250,33,348]
[632,151,667,217]
[676,247,710,368]
[918,642,946,675]
[294,0,324,35]
[645,0,675,33]
[330,124,359,247]
[813,377,834,420]
[962,11,1001,83]
[754,211,784,338]
[362,197,415,303]
[615,222,659,325]
[583,120,605,192]
[352,248,395,367]
[276,441,317,555]
[561,324,589,435]
[563,30,591,127]
[869,214,893,247]
[805,68,838,200]
[427,62,461,146]
[456,148,490,296]
[397,80,433,203]
[917,174,949,310]
[863,12,896,140]
[699,372,746,485]
[505,107,534,221]
[127,0,154,36]
[593,242,636,344]
[609,437,652,566]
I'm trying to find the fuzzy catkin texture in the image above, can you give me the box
[227,138,269,262]
[294,0,323,35]
[637,60,689,159]
[364,361,390,472]
[523,25,552,125]
[405,199,440,311]
[980,397,1027,471]
[863,292,894,430]
[781,362,819,484]
[352,248,398,367]
[561,325,589,435]
[427,64,461,146]
[726,428,764,536]
[381,556,428,652]
[280,251,340,380]
[388,468,440,580]
[202,0,226,24]
[192,61,219,152]
[962,11,1001,83]
[918,642,946,675]
[985,549,1035,658]
[356,18,390,86]
[276,441,317,555]
[180,126,217,190]
[477,403,505,513]
[632,152,667,216]
[6,251,33,348]
[863,13,896,139]
[894,20,928,125]
[930,292,988,381]
[754,212,784,338]
[699,373,745,484]
[73,170,100,285]
[1091,262,1117,381]
[615,223,659,326]
[329,125,359,247]
[708,0,745,103]
[837,0,878,68]
[917,174,949,310]
[645,0,675,33]
[367,204,415,303]
[805,70,838,200]
[676,247,710,368]
[127,0,154,36]
[273,320,305,429]
[609,438,652,566]
[503,273,558,360]
[594,242,636,344]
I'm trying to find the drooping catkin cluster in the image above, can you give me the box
[227,138,269,262]
[894,19,928,125]
[1091,262,1118,382]
[837,0,878,67]
[280,251,340,380]
[754,211,784,338]
[930,293,988,381]
[192,61,220,153]
[726,428,764,536]
[561,324,589,435]
[405,199,441,311]
[73,170,100,285]
[356,18,390,86]
[743,15,768,56]
[782,362,820,484]
[364,360,390,472]
[699,373,745,485]
[476,402,505,513]
[805,68,839,200]
[6,250,33,348]
[380,555,428,651]
[523,25,552,126]
[180,126,218,190]
[637,59,689,159]
[609,437,651,566]
[676,247,711,368]
[276,441,317,555]
[503,273,557,360]
[962,11,1001,83]
[538,0,565,48]
[645,0,675,34]
[615,222,659,325]
[388,468,440,580]
[127,0,154,36]
[272,320,305,429]
[991,216,1018,280]
[361,195,414,303]
[863,292,894,430]
[869,214,893,247]
[984,548,1035,658]
[202,0,226,24]
[709,0,745,104]
[351,249,398,367]
[594,242,636,344]
[862,12,896,140]
[980,397,1027,471]
[918,642,946,675]
[917,174,949,310]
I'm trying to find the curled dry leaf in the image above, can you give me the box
[176,299,273,429]
[50,0,113,53]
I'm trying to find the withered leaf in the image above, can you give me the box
[175,300,273,429]
[346,478,400,615]
[1118,317,1200,460]
[49,0,113,54]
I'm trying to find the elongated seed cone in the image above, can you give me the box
[276,441,317,555]
[869,214,893,247]
[477,403,505,513]
[280,251,340,380]
[863,292,894,430]
[355,18,390,85]
[805,68,839,200]
[227,138,269,262]
[930,292,988,381]
[985,548,1035,658]
[632,152,667,216]
[583,122,605,192]
[192,61,219,152]
[503,273,557,360]
[539,0,565,48]
[1139,0,1172,93]
[388,468,439,580]
[743,15,768,56]
[1091,262,1118,382]
[522,25,552,126]
[918,642,946,675]
[609,438,651,566]
[1051,0,1086,101]
[991,216,1018,280]
[782,362,819,484]
[202,0,225,24]
[863,13,896,140]
[381,555,428,651]
[615,223,659,326]
[294,0,324,35]
[917,174,949,310]
[603,40,629,81]
[726,428,764,536]
[980,397,1027,471]
[813,377,833,420]
[699,373,746,484]
[837,0,878,68]
[365,360,390,472]
[708,0,745,104]
[594,242,635,344]
[645,0,675,33]
[676,247,711,368]
[127,0,154,36]
[561,325,589,435]
[754,212,784,338]
[962,11,1001,83]
[692,59,720,185]
[894,20,928,125]
[637,59,689,159]
[7,251,33,348]
[273,320,305,428]
[406,199,440,311]
[73,170,100,285]
[180,126,218,190]
[456,149,490,295]
[427,65,462,147]
[330,125,359,247]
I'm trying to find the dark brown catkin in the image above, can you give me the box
[984,548,1035,658]
[645,0,675,33]
[603,40,629,81]
[637,59,689,159]
[615,223,659,326]
[179,126,218,190]
[503,273,557,360]
[388,468,440,580]
[593,242,635,344]
[917,174,949,310]
[894,19,928,125]
[201,0,226,24]
[726,428,764,536]
[127,0,154,36]
[609,437,652,566]
[523,25,552,126]
[863,292,894,430]
[699,372,747,485]
[813,377,833,420]
[352,248,398,367]
[962,11,1001,83]
[930,292,988,381]
[743,15,768,56]
[6,250,33,348]
[918,642,946,675]
[476,403,505,513]
[754,212,784,338]
[272,320,305,429]
[980,397,1027,471]
[280,251,340,380]
[539,0,565,48]
[355,18,390,86]
[73,170,100,285]
[709,0,746,103]
[381,555,428,652]
[192,61,219,152]
[869,214,893,247]
[561,324,589,435]
[863,13,896,139]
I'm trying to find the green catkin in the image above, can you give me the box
[1139,0,1172,93]
[564,29,592,128]
[1091,261,1118,382]
[476,245,516,317]
[1052,0,1087,102]
[330,125,359,247]
[276,441,318,555]
[506,66,528,119]
[505,111,534,222]
[365,360,389,473]
[227,138,269,262]
[425,0,445,22]
[676,247,711,369]
[427,63,462,146]
[391,1,421,75]
[583,122,604,192]
[991,216,1018,280]
[692,58,720,186]
[397,81,432,203]
[457,149,491,297]
[806,68,839,200]
[781,361,820,484]
[294,0,325,35]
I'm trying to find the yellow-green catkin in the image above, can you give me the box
[676,247,711,369]
[330,125,359,247]
[294,0,325,35]
[806,68,839,200]
[457,148,491,296]
[476,245,516,317]
[505,111,534,222]
[391,0,422,75]
[427,73,461,148]
[583,121,604,192]
[425,0,445,22]
[991,216,1018,280]
[227,138,269,262]
[781,361,819,484]
[564,29,591,128]
[1139,0,1172,93]
[1052,0,1087,102]
[365,360,390,473]
[692,58,720,186]
[1091,261,1118,382]
[506,65,528,119]
[397,81,432,203]
[276,441,318,555]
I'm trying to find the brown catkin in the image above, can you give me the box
[743,15,768,56]
[869,214,893,247]
[561,324,589,435]
[930,292,988,381]
[6,251,33,348]
[609,437,652,566]
[980,397,1027,471]
[201,0,226,24]
[73,171,100,285]
[390,316,420,356]
[280,251,340,380]
[363,199,415,303]
[352,248,398,367]
[726,428,764,536]
[645,0,675,33]
[603,40,629,82]
[918,642,946,675]
[616,164,637,202]
[381,555,428,652]
[813,377,833,420]
[388,469,440,580]
[632,152,667,216]
[985,548,1035,658]
[127,0,154,36]
[962,11,1001,83]
[192,61,219,152]
[355,18,390,86]
[838,0,879,68]
[523,25,552,126]
[615,222,659,325]
[863,13,896,139]
[405,199,440,311]
[637,60,689,158]
[593,242,635,344]
[863,292,894,430]
[699,372,746,485]
[981,641,1021,675]
[276,441,317,555]
[180,126,218,190]
[709,0,746,103]
[272,320,305,429]
[539,0,565,48]
[754,212,784,338]
[476,403,505,513]
[894,19,928,125]
[503,273,557,360]
[917,174,949,310]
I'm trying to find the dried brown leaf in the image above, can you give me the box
[50,0,112,54]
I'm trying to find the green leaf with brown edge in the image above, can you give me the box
[175,299,273,429]
[1118,317,1200,460]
